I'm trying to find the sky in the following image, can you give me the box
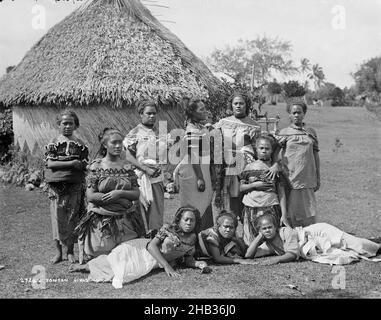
[0,0,380,88]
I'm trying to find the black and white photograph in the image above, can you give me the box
[0,0,380,304]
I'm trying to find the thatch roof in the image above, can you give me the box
[0,0,220,107]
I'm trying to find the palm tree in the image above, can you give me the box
[308,64,325,90]
[299,58,311,89]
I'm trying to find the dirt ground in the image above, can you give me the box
[0,104,380,299]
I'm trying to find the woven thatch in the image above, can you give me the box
[0,0,220,107]
[13,105,185,159]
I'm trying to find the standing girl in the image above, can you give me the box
[239,135,289,245]
[123,100,167,233]
[76,128,144,263]
[174,98,214,229]
[44,110,89,264]
[276,101,320,227]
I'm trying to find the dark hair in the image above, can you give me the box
[185,97,205,125]
[254,212,279,231]
[56,109,80,127]
[95,127,123,158]
[215,210,238,229]
[255,134,276,152]
[228,92,251,116]
[137,99,158,114]
[171,206,202,234]
[286,101,307,114]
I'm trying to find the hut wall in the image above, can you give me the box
[13,104,185,160]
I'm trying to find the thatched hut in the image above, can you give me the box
[0,0,221,160]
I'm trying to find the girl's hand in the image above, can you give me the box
[195,261,208,269]
[260,257,279,266]
[164,265,181,278]
[251,181,274,190]
[281,216,291,228]
[266,163,281,180]
[235,258,259,265]
[145,167,157,177]
[72,160,83,170]
[314,178,320,192]
[102,190,122,202]
[197,178,205,192]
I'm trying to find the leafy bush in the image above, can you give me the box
[0,108,13,164]
[282,81,306,97]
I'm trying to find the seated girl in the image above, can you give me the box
[245,213,381,265]
[70,206,209,288]
[198,211,258,265]
[239,135,289,246]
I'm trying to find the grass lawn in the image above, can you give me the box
[0,104,380,298]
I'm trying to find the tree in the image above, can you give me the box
[267,79,282,105]
[352,56,381,98]
[299,58,312,89]
[308,64,326,90]
[282,80,306,98]
[206,36,298,86]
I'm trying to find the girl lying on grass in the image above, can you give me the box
[245,213,381,265]
[198,211,258,265]
[70,206,210,288]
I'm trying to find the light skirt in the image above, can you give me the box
[88,238,158,289]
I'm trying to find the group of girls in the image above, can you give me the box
[44,94,381,289]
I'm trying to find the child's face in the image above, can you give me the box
[289,105,305,126]
[259,219,277,240]
[256,139,272,161]
[179,211,197,234]
[218,217,236,239]
[104,133,123,157]
[59,115,76,137]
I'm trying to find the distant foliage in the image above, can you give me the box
[352,56,381,97]
[282,81,306,97]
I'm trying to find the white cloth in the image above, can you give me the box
[297,223,380,265]
[107,238,158,289]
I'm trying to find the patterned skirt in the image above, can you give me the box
[47,182,86,246]
[75,204,146,264]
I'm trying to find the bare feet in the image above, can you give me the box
[69,263,89,273]
[50,253,63,264]
[67,254,76,264]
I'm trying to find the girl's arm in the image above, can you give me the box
[86,186,106,205]
[314,150,320,192]
[261,252,296,265]
[46,159,82,170]
[125,149,157,177]
[240,180,274,193]
[147,237,180,277]
[192,164,205,192]
[184,256,208,270]
[101,186,140,203]
[245,233,265,258]
[277,183,290,227]
[207,245,257,265]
